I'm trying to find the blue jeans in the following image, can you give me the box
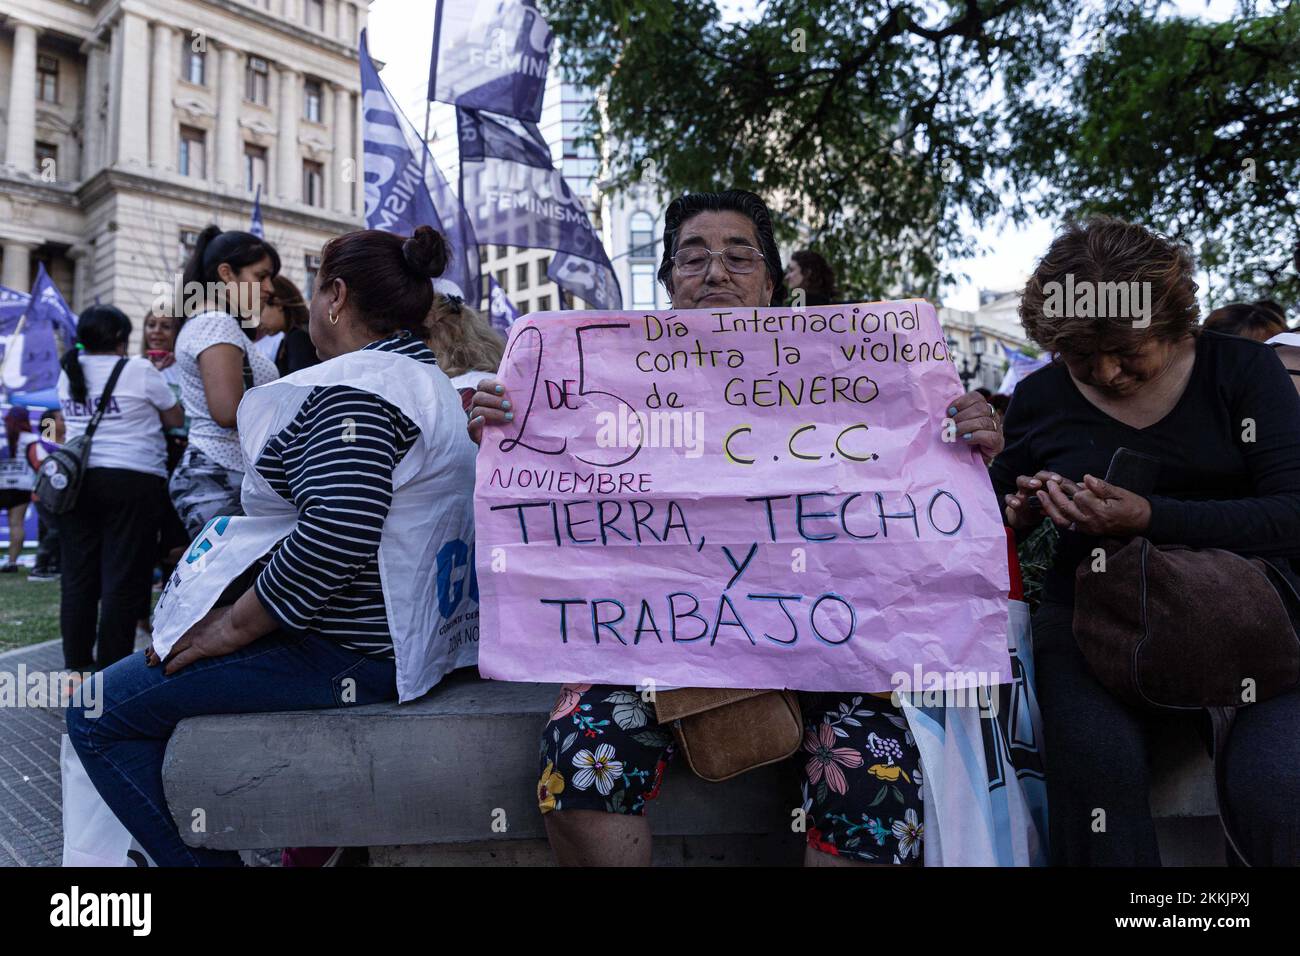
[66,631,397,866]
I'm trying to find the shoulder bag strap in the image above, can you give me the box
[1207,705,1251,866]
[83,357,129,442]
[242,348,254,390]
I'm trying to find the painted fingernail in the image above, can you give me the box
[470,416,484,427]
[494,385,504,394]
[501,400,511,410]
[947,406,957,416]
[962,433,972,440]
[504,412,513,422]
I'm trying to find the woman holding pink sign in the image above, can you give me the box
[468,189,1003,866]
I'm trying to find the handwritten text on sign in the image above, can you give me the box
[474,301,1010,692]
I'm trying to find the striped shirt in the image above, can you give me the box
[252,332,435,659]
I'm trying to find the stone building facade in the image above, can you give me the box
[0,0,368,343]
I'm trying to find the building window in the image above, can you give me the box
[537,295,551,311]
[305,0,324,30]
[302,160,324,206]
[184,45,206,85]
[630,211,655,257]
[631,262,657,309]
[537,255,551,284]
[304,253,321,297]
[303,79,323,123]
[495,268,508,292]
[35,141,58,172]
[496,245,508,258]
[245,56,269,105]
[516,263,530,290]
[37,54,59,103]
[244,144,268,193]
[179,126,206,178]
[178,228,201,268]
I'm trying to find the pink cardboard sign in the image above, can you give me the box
[474,300,1011,692]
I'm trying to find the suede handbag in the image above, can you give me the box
[654,687,802,782]
[1074,537,1300,864]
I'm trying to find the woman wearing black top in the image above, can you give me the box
[991,218,1300,865]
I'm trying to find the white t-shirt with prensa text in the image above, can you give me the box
[57,355,179,478]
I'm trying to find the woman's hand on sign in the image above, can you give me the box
[945,391,1002,464]
[1050,474,1152,537]
[1004,471,1079,530]
[467,377,512,446]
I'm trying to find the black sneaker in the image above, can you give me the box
[0,562,18,574]
[29,568,59,582]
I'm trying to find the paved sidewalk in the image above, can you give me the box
[0,640,66,867]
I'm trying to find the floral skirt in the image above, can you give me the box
[538,685,925,865]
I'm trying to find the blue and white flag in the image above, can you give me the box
[0,285,28,332]
[996,343,1050,396]
[249,183,265,238]
[428,0,552,123]
[360,29,480,299]
[457,107,621,309]
[486,275,521,333]
[1,265,77,394]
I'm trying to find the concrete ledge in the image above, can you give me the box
[163,670,1223,863]
[163,670,799,851]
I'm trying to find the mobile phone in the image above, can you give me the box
[1104,446,1160,496]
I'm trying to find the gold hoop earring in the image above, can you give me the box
[328,308,338,325]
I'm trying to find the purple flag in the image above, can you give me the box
[428,0,552,123]
[360,29,480,299]
[457,107,621,309]
[250,183,265,239]
[1,265,76,394]
[487,275,521,333]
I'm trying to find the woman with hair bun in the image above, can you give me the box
[169,226,281,537]
[67,226,480,866]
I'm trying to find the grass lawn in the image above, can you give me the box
[0,567,62,653]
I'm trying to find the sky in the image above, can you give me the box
[367,0,1243,311]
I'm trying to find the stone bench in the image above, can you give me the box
[162,670,1225,865]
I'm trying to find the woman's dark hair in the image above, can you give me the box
[1020,217,1200,356]
[181,225,281,315]
[4,406,30,458]
[317,226,449,337]
[657,190,786,306]
[61,304,132,404]
[268,274,309,331]
[790,249,837,306]
[1203,301,1289,341]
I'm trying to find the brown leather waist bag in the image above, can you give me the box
[1074,538,1300,864]
[653,688,802,782]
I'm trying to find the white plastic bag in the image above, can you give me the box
[60,735,155,867]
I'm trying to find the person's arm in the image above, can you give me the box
[141,359,185,430]
[1145,346,1300,557]
[197,343,246,428]
[987,385,1047,537]
[253,386,412,633]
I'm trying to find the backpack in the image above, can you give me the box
[35,358,127,515]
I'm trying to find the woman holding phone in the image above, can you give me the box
[993,218,1300,865]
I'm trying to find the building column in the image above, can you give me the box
[331,84,352,214]
[113,11,150,166]
[215,44,242,188]
[80,40,108,177]
[276,66,300,202]
[4,20,39,173]
[68,242,94,312]
[149,22,176,170]
[1,240,35,291]
[325,0,339,39]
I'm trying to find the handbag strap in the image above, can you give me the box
[83,357,128,441]
[1207,705,1252,866]
[242,348,254,390]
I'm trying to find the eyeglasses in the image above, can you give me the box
[671,245,765,277]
